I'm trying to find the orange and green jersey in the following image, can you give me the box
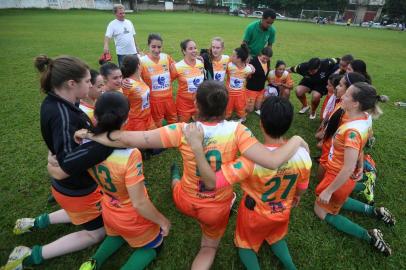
[226,62,253,96]
[140,53,176,101]
[174,59,205,100]
[159,121,258,202]
[79,100,95,124]
[122,78,151,120]
[221,144,311,216]
[88,148,159,245]
[327,114,371,175]
[212,55,230,82]
[268,70,294,88]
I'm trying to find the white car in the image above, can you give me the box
[252,11,263,18]
[276,12,285,18]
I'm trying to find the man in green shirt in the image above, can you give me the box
[242,9,276,57]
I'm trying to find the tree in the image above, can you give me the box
[384,0,406,22]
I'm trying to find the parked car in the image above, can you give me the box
[276,12,285,18]
[252,11,263,18]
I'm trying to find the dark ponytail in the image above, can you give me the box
[121,55,140,78]
[196,80,228,121]
[235,43,249,62]
[351,82,388,118]
[93,91,130,140]
[34,55,89,93]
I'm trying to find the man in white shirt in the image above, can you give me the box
[104,4,139,67]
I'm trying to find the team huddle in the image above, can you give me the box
[2,6,397,270]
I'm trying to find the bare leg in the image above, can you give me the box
[295,85,310,109]
[310,91,322,116]
[41,227,105,260]
[191,234,220,270]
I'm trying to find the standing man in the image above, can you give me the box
[242,9,276,57]
[104,4,139,67]
[289,57,339,119]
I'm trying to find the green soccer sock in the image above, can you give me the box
[170,163,181,180]
[238,248,260,270]
[352,182,366,193]
[341,197,374,216]
[270,240,297,270]
[34,213,50,229]
[92,236,126,269]
[120,248,157,270]
[23,245,43,266]
[325,213,371,242]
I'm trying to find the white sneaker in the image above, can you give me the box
[298,106,310,114]
[2,246,32,270]
[309,113,317,120]
[13,218,35,235]
[255,110,261,115]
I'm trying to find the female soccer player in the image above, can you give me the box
[245,47,273,114]
[225,44,254,122]
[314,82,395,256]
[319,73,342,122]
[100,62,123,92]
[140,34,177,127]
[185,96,312,270]
[49,91,170,270]
[174,39,205,122]
[2,55,113,270]
[121,55,155,131]
[200,37,229,82]
[347,59,372,84]
[76,80,308,270]
[267,60,294,99]
[317,72,368,181]
[79,69,104,122]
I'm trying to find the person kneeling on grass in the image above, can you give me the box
[314,82,395,256]
[184,96,312,270]
[48,91,170,270]
[75,80,309,270]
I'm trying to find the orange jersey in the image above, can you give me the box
[327,114,371,176]
[88,148,160,246]
[79,101,95,124]
[140,53,176,100]
[174,59,205,100]
[226,62,253,96]
[267,70,294,88]
[159,121,258,202]
[212,55,230,82]
[122,78,151,120]
[221,145,311,216]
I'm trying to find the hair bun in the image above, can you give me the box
[34,55,52,72]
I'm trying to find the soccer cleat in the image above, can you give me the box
[298,106,310,114]
[359,172,375,205]
[1,246,31,270]
[368,229,392,256]
[79,259,97,270]
[13,218,35,235]
[309,112,317,120]
[374,207,396,226]
[255,110,261,116]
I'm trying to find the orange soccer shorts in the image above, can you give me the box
[315,172,356,215]
[51,186,102,225]
[151,97,177,127]
[226,93,247,119]
[172,182,232,240]
[101,200,161,248]
[176,95,196,123]
[234,195,290,252]
[124,116,156,131]
[245,89,264,112]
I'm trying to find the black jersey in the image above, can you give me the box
[40,92,113,196]
[291,58,339,85]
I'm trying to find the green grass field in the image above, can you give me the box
[0,9,405,270]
